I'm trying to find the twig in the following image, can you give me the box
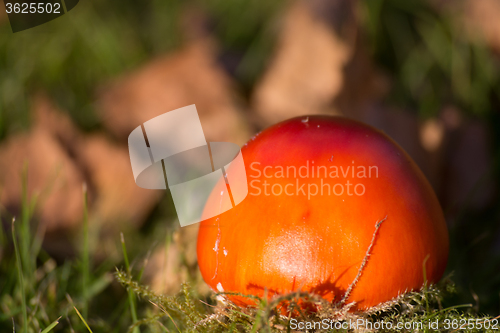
[339,216,387,306]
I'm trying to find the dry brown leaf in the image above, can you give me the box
[1,95,163,240]
[463,0,500,52]
[145,225,210,295]
[98,38,252,146]
[251,0,357,126]
[0,127,85,232]
[76,134,161,232]
[32,94,81,150]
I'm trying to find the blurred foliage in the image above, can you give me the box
[0,0,285,139]
[1,0,500,330]
[0,0,183,137]
[360,0,500,118]
[200,0,284,92]
[0,175,117,332]
[2,0,499,139]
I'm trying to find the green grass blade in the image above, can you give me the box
[121,232,131,271]
[0,188,5,249]
[20,164,33,285]
[40,316,61,333]
[136,247,153,283]
[86,273,113,300]
[121,233,140,333]
[12,218,28,333]
[82,184,90,318]
[73,305,93,333]
[159,233,171,293]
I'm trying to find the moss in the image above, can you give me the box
[116,270,499,332]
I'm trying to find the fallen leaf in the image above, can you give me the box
[251,1,356,126]
[76,134,162,232]
[0,127,85,232]
[98,38,252,146]
[463,0,500,52]
[145,225,210,295]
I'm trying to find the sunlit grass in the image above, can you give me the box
[115,269,500,333]
[1,175,498,332]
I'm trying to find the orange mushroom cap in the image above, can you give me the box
[197,116,449,312]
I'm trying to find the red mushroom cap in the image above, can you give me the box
[197,116,449,311]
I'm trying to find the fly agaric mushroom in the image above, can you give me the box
[197,116,449,312]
